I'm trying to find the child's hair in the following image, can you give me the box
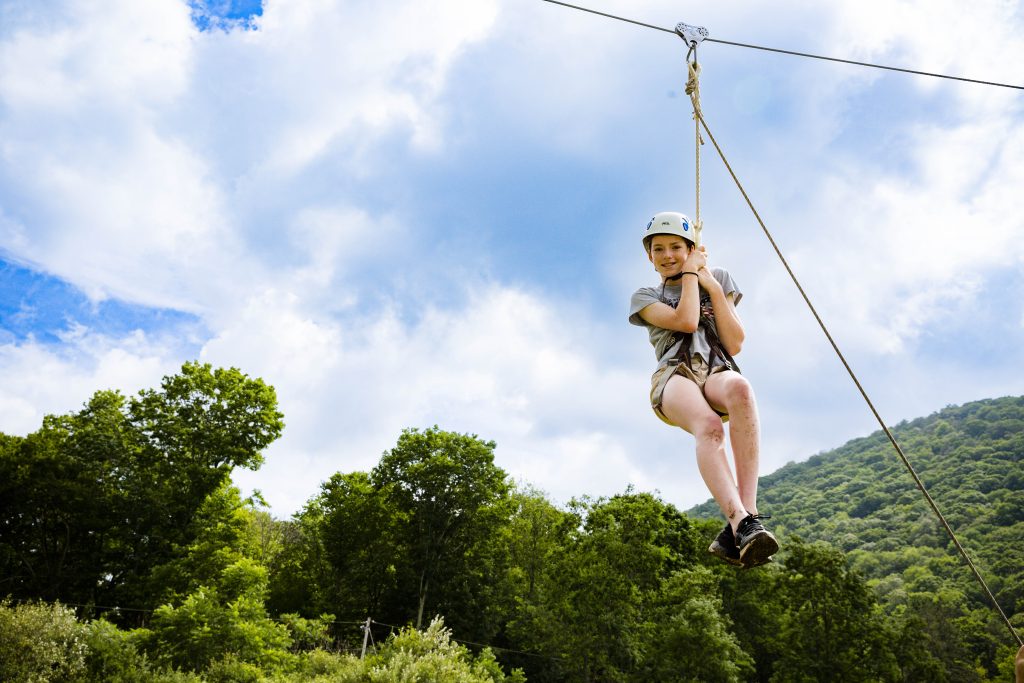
[644,234,695,254]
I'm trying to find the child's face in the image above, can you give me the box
[647,234,692,279]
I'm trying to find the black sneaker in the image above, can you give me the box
[708,523,743,566]
[735,514,778,569]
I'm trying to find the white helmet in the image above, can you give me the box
[643,211,696,251]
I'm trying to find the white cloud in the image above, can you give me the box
[0,0,499,313]
[2,0,1023,521]
[755,109,1024,356]
[0,0,193,111]
[209,280,672,515]
[0,328,182,436]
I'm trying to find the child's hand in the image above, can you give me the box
[694,248,715,283]
[697,265,717,291]
[684,246,707,273]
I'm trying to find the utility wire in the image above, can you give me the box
[6,601,560,659]
[540,0,1024,91]
[368,619,561,661]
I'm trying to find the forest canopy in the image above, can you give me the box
[1,365,1021,682]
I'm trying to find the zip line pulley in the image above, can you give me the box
[674,22,708,50]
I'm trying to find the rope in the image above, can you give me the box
[685,79,1023,649]
[685,45,704,246]
[538,0,1024,91]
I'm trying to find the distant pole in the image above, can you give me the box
[360,617,372,659]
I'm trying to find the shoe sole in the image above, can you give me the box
[708,540,743,566]
[742,554,774,569]
[739,531,779,569]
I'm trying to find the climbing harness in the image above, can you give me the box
[660,308,740,378]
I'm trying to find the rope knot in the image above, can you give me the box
[685,60,701,97]
[685,60,704,140]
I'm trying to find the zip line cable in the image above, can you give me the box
[678,49,1022,649]
[699,104,1022,648]
[539,0,1024,91]
[706,37,1024,91]
[541,0,1021,649]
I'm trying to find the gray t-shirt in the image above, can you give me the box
[628,267,742,369]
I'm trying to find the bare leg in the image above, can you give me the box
[704,371,760,517]
[659,374,748,530]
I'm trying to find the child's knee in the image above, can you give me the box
[723,376,755,407]
[695,413,725,442]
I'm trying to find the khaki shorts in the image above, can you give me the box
[650,357,730,425]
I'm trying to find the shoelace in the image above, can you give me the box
[737,513,772,536]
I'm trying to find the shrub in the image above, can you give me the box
[279,612,335,651]
[0,599,88,683]
[363,617,525,683]
[204,654,264,683]
[145,559,292,672]
[79,618,154,682]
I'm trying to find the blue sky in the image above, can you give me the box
[1,0,1023,518]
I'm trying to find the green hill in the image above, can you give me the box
[689,395,1024,621]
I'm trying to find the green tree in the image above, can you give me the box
[501,487,568,604]
[143,558,292,672]
[264,509,333,619]
[0,394,128,603]
[371,427,512,629]
[509,492,711,683]
[318,471,408,620]
[713,541,786,683]
[640,567,754,682]
[691,396,1024,677]
[770,538,899,682]
[0,362,284,616]
[146,481,260,606]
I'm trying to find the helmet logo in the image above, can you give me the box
[643,212,693,246]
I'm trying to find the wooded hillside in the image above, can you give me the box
[691,396,1023,606]
[691,395,1024,678]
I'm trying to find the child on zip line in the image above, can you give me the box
[628,211,778,568]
